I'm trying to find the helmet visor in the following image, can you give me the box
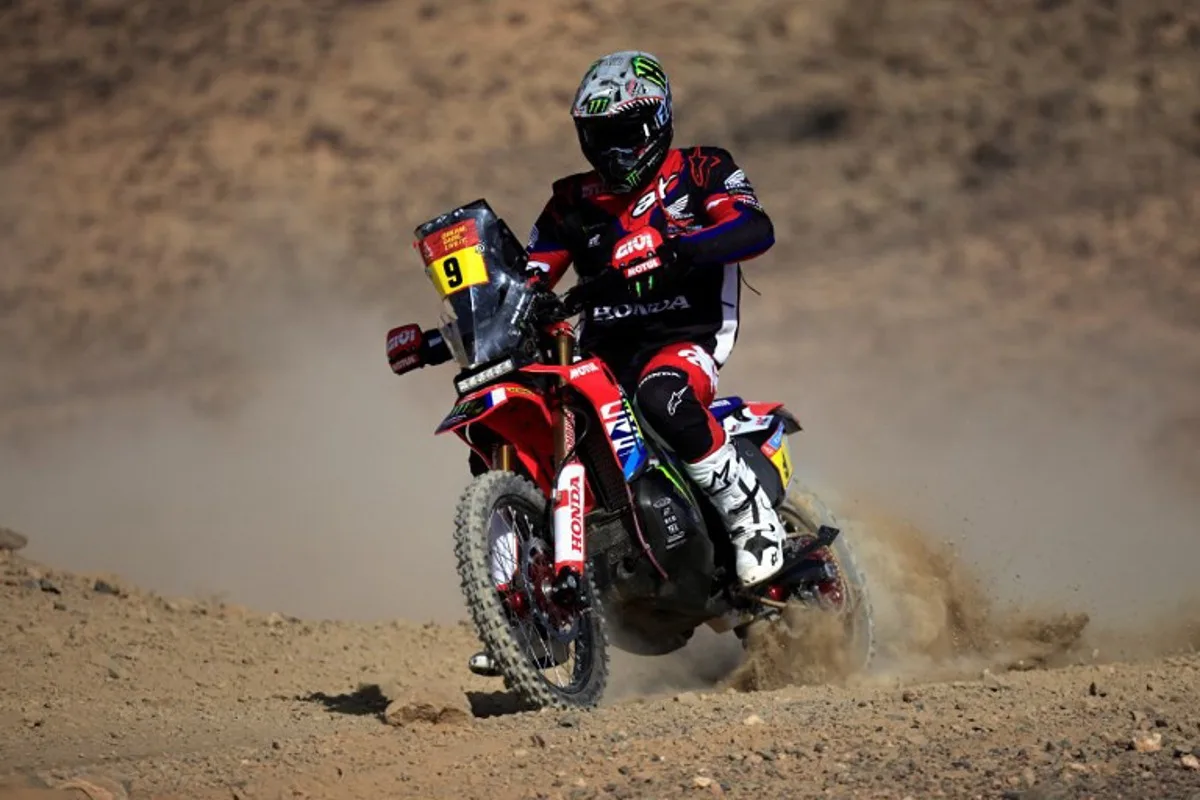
[575,103,666,185]
[576,112,656,154]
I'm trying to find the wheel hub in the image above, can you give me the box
[516,544,581,644]
[779,541,847,611]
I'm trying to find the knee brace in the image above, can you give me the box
[634,367,721,462]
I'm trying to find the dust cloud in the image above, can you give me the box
[2,251,1196,697]
[717,311,1200,689]
[791,366,1200,632]
[0,292,477,624]
[3,280,1195,697]
[603,283,1199,696]
[727,603,862,693]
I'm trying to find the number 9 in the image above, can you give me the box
[442,256,463,288]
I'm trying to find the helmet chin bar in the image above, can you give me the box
[594,150,647,193]
[581,135,664,192]
[602,135,671,194]
[575,105,672,193]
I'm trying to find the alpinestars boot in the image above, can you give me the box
[682,437,787,586]
[468,637,569,677]
[469,535,572,676]
[468,651,502,676]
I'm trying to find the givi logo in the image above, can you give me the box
[614,231,656,261]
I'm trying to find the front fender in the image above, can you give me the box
[435,383,556,494]
[434,384,552,434]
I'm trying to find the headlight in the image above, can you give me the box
[454,358,516,395]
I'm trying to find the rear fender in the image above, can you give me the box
[435,383,557,495]
[713,397,802,437]
[714,398,802,492]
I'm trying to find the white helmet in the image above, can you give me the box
[571,51,674,194]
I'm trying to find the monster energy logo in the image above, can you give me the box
[657,461,697,507]
[584,95,611,114]
[631,55,667,88]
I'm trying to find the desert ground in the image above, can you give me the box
[2,0,1199,798]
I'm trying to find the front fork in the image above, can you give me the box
[550,330,585,604]
[489,329,576,471]
[489,330,586,608]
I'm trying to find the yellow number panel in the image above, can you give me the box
[427,245,489,298]
[768,437,793,488]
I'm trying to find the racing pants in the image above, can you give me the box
[617,341,726,463]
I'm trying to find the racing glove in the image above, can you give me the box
[386,324,451,376]
[610,228,682,299]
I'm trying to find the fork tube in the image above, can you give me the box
[553,331,576,467]
[494,444,513,472]
[555,331,574,368]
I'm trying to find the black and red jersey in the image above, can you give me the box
[525,146,774,373]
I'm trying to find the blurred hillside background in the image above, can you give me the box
[0,0,1196,623]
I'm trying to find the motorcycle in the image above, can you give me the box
[410,198,875,710]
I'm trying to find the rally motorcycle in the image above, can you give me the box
[411,199,875,710]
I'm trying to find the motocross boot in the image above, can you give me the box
[471,522,574,675]
[682,437,786,587]
[467,638,569,677]
[468,651,503,677]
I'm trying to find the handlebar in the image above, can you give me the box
[527,267,626,327]
[561,267,629,317]
[531,258,699,326]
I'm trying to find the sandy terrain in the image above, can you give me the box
[1,545,1198,799]
[2,0,1199,797]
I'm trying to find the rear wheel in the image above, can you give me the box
[453,471,609,710]
[736,488,876,674]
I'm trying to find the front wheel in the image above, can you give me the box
[452,471,609,710]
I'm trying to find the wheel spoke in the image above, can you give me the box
[457,473,608,708]
[485,492,598,695]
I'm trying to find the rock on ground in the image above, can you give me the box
[0,528,28,552]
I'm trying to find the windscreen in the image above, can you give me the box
[413,200,535,369]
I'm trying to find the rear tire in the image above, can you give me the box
[774,488,877,673]
[453,471,610,710]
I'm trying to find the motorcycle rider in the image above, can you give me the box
[387,50,789,670]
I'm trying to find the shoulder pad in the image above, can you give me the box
[682,145,736,187]
[551,171,601,202]
[685,145,735,162]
